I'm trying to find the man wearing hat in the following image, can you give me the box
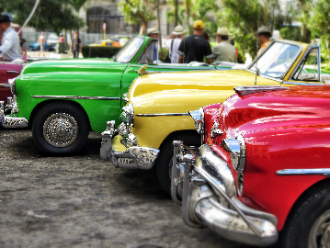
[255,26,272,56]
[177,20,213,64]
[169,25,185,63]
[147,27,159,61]
[212,27,236,63]
[0,15,21,61]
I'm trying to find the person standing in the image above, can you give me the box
[59,34,65,42]
[169,25,185,63]
[71,31,81,58]
[0,15,21,61]
[255,26,272,56]
[147,27,159,61]
[177,20,213,64]
[212,28,236,63]
[38,32,46,57]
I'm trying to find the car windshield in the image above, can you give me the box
[94,40,103,44]
[249,42,300,79]
[114,37,145,63]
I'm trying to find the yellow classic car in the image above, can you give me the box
[100,39,329,194]
[89,39,117,47]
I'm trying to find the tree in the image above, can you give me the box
[0,0,84,34]
[70,0,88,13]
[217,0,285,59]
[118,0,156,34]
[308,0,330,61]
[297,0,312,43]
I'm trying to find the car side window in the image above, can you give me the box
[293,48,319,81]
[137,41,158,65]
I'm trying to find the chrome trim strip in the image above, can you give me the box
[136,113,189,117]
[0,84,10,88]
[31,95,120,100]
[6,71,20,74]
[282,82,322,86]
[276,169,330,176]
[234,86,289,96]
[130,64,215,70]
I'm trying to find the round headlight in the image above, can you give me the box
[189,107,204,134]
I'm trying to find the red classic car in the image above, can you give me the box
[172,85,330,247]
[0,62,22,111]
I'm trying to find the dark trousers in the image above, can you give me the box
[73,50,79,58]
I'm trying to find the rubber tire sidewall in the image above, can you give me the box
[156,133,200,195]
[32,102,89,155]
[282,185,330,248]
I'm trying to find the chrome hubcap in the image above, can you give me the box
[43,113,78,148]
[309,210,330,248]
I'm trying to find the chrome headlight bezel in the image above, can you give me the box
[8,78,16,95]
[189,107,204,134]
[120,103,134,125]
[222,135,246,195]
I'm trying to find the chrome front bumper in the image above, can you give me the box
[172,141,278,247]
[100,121,160,170]
[0,100,28,128]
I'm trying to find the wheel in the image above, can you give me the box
[282,184,330,248]
[156,133,200,195]
[32,102,89,155]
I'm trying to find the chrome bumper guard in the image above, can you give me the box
[100,121,160,170]
[173,141,278,247]
[0,101,28,128]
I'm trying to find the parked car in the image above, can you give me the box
[29,33,59,51]
[171,85,330,247]
[0,36,236,154]
[89,40,115,47]
[0,63,22,112]
[100,39,330,194]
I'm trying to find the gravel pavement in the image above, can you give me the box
[0,129,253,248]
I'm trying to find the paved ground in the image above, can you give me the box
[0,129,253,248]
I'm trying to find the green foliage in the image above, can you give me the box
[70,0,88,12]
[280,27,301,41]
[118,0,156,26]
[307,0,330,63]
[82,46,121,58]
[0,0,84,34]
[159,47,169,62]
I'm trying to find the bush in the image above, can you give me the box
[82,46,121,58]
[159,48,169,62]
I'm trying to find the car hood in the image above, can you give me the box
[21,58,121,75]
[127,70,277,100]
[219,86,330,139]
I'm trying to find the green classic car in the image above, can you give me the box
[0,36,236,154]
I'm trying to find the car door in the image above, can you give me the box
[0,63,22,103]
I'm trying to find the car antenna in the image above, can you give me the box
[255,66,260,85]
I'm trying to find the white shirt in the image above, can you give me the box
[169,38,182,63]
[0,27,22,61]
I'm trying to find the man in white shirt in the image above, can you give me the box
[0,15,21,61]
[169,25,185,64]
